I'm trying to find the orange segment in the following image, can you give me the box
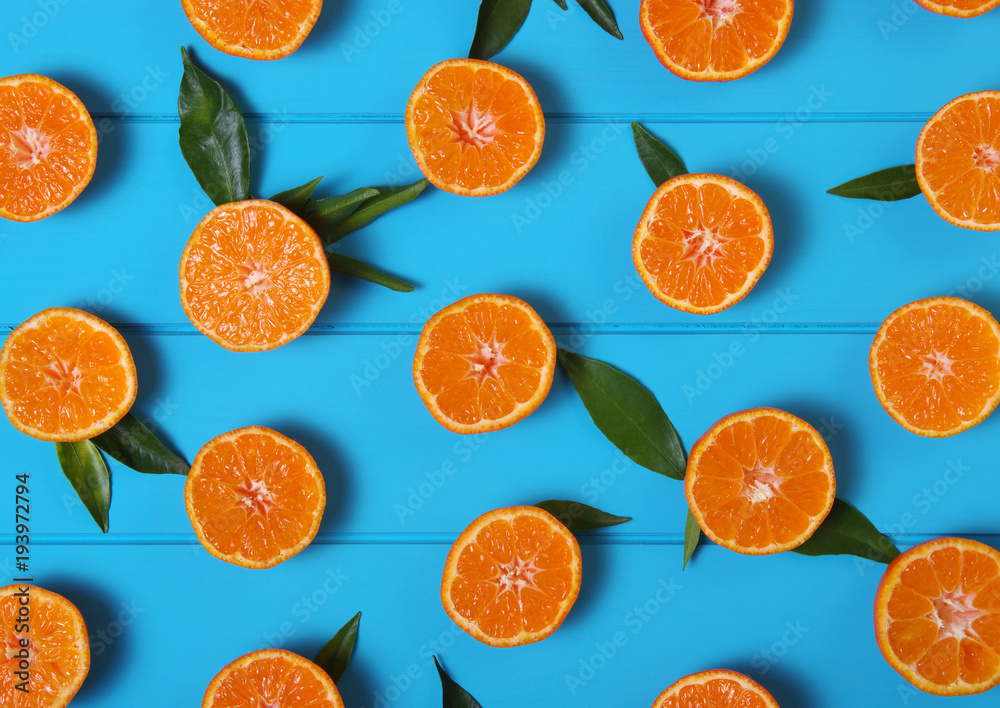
[685,408,836,555]
[0,308,137,442]
[441,506,582,647]
[633,173,774,314]
[180,0,323,60]
[413,293,556,434]
[202,649,343,707]
[185,426,326,569]
[869,297,1000,437]
[915,0,1000,16]
[0,75,97,222]
[0,585,90,708]
[640,0,794,82]
[651,669,780,708]
[405,59,545,197]
[179,199,330,352]
[875,537,1000,696]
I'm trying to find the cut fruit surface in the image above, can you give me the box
[869,297,1000,437]
[405,59,545,196]
[180,0,323,60]
[0,74,97,222]
[915,0,1000,16]
[651,669,780,708]
[441,506,582,647]
[0,308,137,442]
[633,173,773,314]
[685,408,836,555]
[179,199,330,352]
[202,649,344,707]
[413,293,556,434]
[874,537,1000,696]
[185,426,326,569]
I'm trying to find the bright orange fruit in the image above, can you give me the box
[915,0,1000,17]
[874,537,1000,696]
[202,649,344,707]
[0,74,97,222]
[869,297,1000,437]
[651,669,779,708]
[633,173,773,314]
[180,0,323,60]
[0,585,90,708]
[441,506,582,647]
[685,408,836,555]
[179,199,330,352]
[413,293,556,434]
[405,59,545,196]
[185,426,326,569]
[0,308,137,442]
[916,91,1000,231]
[640,0,794,81]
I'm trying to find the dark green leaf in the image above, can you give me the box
[315,612,361,684]
[435,657,482,708]
[793,498,900,564]
[55,441,111,533]
[271,176,323,213]
[535,500,631,532]
[469,0,533,61]
[682,509,700,570]
[553,0,568,7]
[557,349,686,480]
[323,179,428,245]
[575,0,623,39]
[91,413,189,476]
[326,253,415,293]
[303,187,381,243]
[178,47,251,207]
[632,122,687,187]
[827,165,920,201]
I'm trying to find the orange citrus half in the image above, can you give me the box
[179,199,330,352]
[915,0,1000,16]
[633,173,773,314]
[413,293,556,434]
[874,537,1000,696]
[651,669,780,708]
[405,59,545,196]
[0,584,90,708]
[441,506,582,647]
[0,74,98,222]
[0,308,137,442]
[869,297,1000,437]
[640,0,794,81]
[202,649,344,707]
[185,426,326,569]
[180,0,323,60]
[685,408,836,555]
[916,91,1000,231]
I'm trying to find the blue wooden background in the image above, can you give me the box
[3,1,1000,705]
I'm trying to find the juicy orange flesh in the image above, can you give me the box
[419,300,549,426]
[2,314,131,436]
[0,589,87,708]
[690,415,833,550]
[922,0,996,12]
[207,655,338,707]
[643,0,790,75]
[874,303,1000,433]
[656,677,771,708]
[449,515,576,640]
[409,63,540,192]
[182,203,328,348]
[885,547,1000,688]
[0,79,94,219]
[186,0,319,52]
[188,432,323,563]
[919,94,1000,227]
[638,181,768,309]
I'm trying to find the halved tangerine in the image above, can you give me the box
[915,0,1000,17]
[651,669,780,707]
[180,0,323,60]
[202,649,344,707]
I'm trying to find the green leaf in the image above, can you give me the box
[90,413,189,476]
[469,0,533,61]
[326,253,415,293]
[682,509,700,570]
[55,441,111,533]
[553,0,568,7]
[435,657,482,708]
[632,122,687,187]
[302,187,381,243]
[315,612,361,684]
[271,176,324,213]
[827,165,920,201]
[535,500,631,532]
[575,0,623,39]
[557,349,686,480]
[178,47,251,207]
[323,179,428,245]
[793,498,900,564]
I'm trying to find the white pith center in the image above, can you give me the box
[743,464,781,503]
[931,588,986,643]
[238,261,273,296]
[698,0,742,30]
[42,359,83,397]
[466,338,510,385]
[449,103,498,149]
[681,227,726,268]
[9,125,51,169]
[974,145,1000,171]
[496,554,541,594]
[920,351,954,383]
[235,478,276,517]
